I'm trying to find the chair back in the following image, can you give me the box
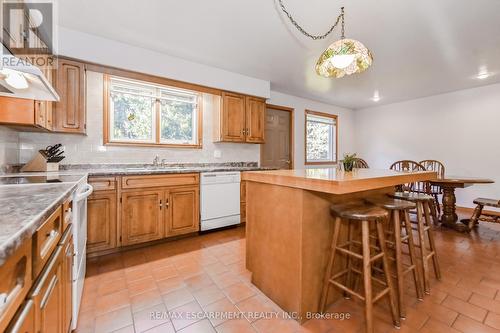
[419,160,445,194]
[389,160,426,192]
[353,158,369,169]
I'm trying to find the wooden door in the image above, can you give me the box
[122,190,164,245]
[62,235,73,333]
[166,186,199,237]
[260,108,291,169]
[245,97,265,143]
[87,192,117,253]
[222,92,246,142]
[53,58,86,133]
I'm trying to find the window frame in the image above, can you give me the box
[103,74,203,148]
[304,110,338,166]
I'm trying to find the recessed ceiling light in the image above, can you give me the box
[371,91,380,102]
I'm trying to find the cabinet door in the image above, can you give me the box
[166,186,199,237]
[245,97,265,143]
[53,58,86,133]
[5,300,35,333]
[62,236,73,333]
[122,190,164,245]
[221,92,246,142]
[32,248,63,333]
[87,192,117,253]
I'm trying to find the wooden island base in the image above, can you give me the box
[243,168,436,323]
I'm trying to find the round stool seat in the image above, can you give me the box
[330,202,389,221]
[390,192,434,202]
[366,197,416,210]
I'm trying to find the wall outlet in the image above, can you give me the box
[214,150,222,158]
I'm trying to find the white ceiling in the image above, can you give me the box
[57,0,500,109]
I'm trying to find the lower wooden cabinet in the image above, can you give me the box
[87,191,117,253]
[121,190,165,246]
[30,246,64,333]
[167,186,200,237]
[5,300,35,333]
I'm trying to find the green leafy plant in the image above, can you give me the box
[342,153,357,172]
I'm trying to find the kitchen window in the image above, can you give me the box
[305,110,338,165]
[104,75,202,147]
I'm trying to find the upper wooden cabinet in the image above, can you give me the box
[214,92,266,143]
[53,58,86,134]
[0,96,52,131]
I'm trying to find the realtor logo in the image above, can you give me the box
[1,0,56,68]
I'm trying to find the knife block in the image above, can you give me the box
[21,152,59,172]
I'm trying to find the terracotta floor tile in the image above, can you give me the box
[204,262,230,276]
[131,289,164,313]
[142,321,175,333]
[481,278,500,291]
[457,278,498,299]
[111,325,135,333]
[133,303,170,333]
[252,317,300,333]
[442,295,488,322]
[162,287,195,310]
[211,272,242,289]
[94,306,133,333]
[125,264,153,283]
[98,277,128,296]
[215,318,257,333]
[420,318,461,333]
[485,312,500,330]
[178,319,217,333]
[434,280,473,301]
[236,295,280,323]
[193,284,226,307]
[223,282,256,304]
[452,314,499,333]
[127,276,158,296]
[469,293,500,314]
[184,273,214,291]
[203,297,240,327]
[95,290,131,315]
[157,276,187,294]
[414,299,459,326]
[169,301,205,331]
[152,264,178,281]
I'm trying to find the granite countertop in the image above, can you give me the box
[0,181,81,266]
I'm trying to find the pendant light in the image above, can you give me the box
[278,2,373,78]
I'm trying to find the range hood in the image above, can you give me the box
[0,45,60,101]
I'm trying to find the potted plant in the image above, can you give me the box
[342,153,357,172]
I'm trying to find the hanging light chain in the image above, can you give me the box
[278,0,345,40]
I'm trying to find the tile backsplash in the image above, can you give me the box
[0,126,19,172]
[18,71,260,165]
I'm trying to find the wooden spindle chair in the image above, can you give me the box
[419,160,445,216]
[353,158,370,169]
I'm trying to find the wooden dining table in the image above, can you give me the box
[430,176,494,232]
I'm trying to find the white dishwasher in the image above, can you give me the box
[200,171,241,231]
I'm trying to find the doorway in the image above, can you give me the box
[260,104,294,169]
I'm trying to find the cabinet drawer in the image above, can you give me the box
[121,173,199,189]
[4,300,35,333]
[33,207,62,278]
[62,199,72,232]
[89,177,116,191]
[0,240,32,333]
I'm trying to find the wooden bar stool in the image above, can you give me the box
[390,192,441,294]
[367,197,424,319]
[320,202,400,333]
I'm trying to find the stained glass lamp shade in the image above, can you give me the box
[316,38,373,78]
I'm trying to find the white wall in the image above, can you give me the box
[18,71,260,165]
[354,83,500,209]
[0,126,19,169]
[58,28,270,99]
[268,91,355,169]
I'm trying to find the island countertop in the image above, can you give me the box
[242,168,437,194]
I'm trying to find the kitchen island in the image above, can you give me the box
[242,168,436,323]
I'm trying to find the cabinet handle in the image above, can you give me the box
[166,198,169,208]
[159,200,162,210]
[0,255,27,314]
